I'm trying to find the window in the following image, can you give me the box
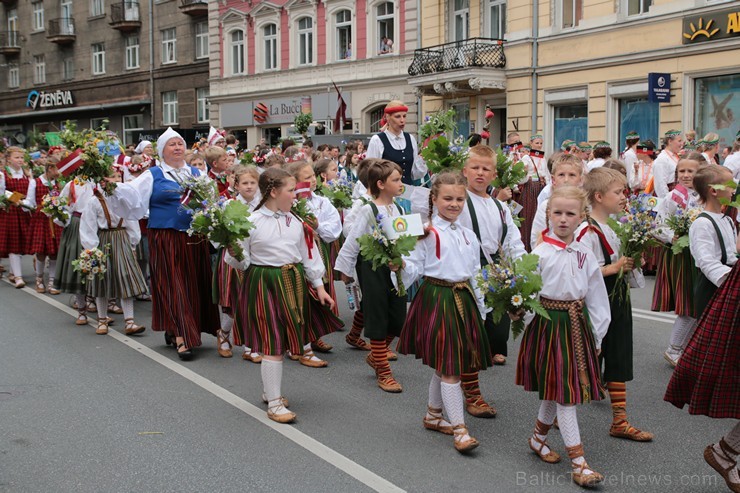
[694,74,740,148]
[62,57,75,80]
[452,0,469,42]
[297,17,313,65]
[554,104,588,150]
[161,27,177,64]
[197,87,209,123]
[61,0,73,20]
[618,98,658,150]
[627,0,652,16]
[123,114,144,146]
[487,0,506,39]
[90,0,104,17]
[450,103,471,140]
[229,29,245,74]
[195,21,209,59]
[125,35,140,69]
[7,8,17,32]
[8,64,19,88]
[369,106,385,133]
[92,43,106,75]
[377,2,394,54]
[162,91,178,125]
[32,2,44,31]
[561,0,581,29]
[336,10,352,61]
[33,55,46,84]
[264,23,278,70]
[90,118,108,130]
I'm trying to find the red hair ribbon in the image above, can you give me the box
[384,105,408,114]
[428,227,441,259]
[302,222,315,259]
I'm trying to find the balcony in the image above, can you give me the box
[407,38,507,96]
[110,1,141,32]
[47,18,76,44]
[0,31,20,56]
[0,0,16,5]
[179,0,208,16]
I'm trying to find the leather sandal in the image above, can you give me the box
[47,285,61,295]
[310,339,333,353]
[216,329,233,358]
[286,351,300,361]
[14,278,25,289]
[452,425,479,453]
[176,343,193,361]
[299,351,328,368]
[35,277,46,293]
[123,318,146,336]
[96,320,109,335]
[529,419,561,463]
[107,301,124,315]
[261,394,289,408]
[423,406,453,435]
[376,373,402,393]
[75,313,88,326]
[345,334,370,350]
[267,399,296,424]
[465,395,497,418]
[242,352,262,363]
[566,444,604,487]
[609,417,654,442]
[704,440,740,493]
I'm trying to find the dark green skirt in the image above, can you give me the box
[357,258,406,340]
[601,275,633,382]
[55,215,86,295]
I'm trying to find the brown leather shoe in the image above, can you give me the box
[453,425,479,453]
[242,352,262,363]
[311,339,333,353]
[377,374,402,393]
[299,352,328,368]
[123,319,146,336]
[466,395,497,418]
[216,330,233,358]
[96,321,109,335]
[75,314,88,326]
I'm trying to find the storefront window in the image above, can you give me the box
[694,74,740,148]
[619,98,658,149]
[554,103,588,151]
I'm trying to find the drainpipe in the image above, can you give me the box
[531,0,539,136]
[148,0,155,129]
[416,0,421,131]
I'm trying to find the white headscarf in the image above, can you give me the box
[208,126,225,146]
[156,127,185,159]
[134,140,151,155]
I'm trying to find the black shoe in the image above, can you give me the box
[176,343,193,361]
[164,332,175,348]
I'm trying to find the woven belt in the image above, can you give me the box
[540,297,592,402]
[425,276,474,323]
[280,264,304,324]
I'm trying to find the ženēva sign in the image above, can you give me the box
[26,90,75,110]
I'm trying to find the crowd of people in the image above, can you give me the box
[0,101,738,490]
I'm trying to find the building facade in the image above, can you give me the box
[208,0,419,147]
[0,0,211,146]
[409,0,740,152]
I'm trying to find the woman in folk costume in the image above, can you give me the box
[621,132,641,192]
[207,126,226,149]
[651,129,684,198]
[106,128,220,360]
[27,159,63,294]
[699,132,721,165]
[517,135,549,251]
[80,177,147,336]
[0,146,34,288]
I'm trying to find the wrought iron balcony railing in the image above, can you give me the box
[408,38,505,77]
[0,30,20,48]
[111,1,141,23]
[47,18,75,38]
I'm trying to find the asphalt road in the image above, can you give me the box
[0,261,731,493]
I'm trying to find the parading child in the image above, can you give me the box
[397,170,492,453]
[225,168,338,424]
[205,146,231,198]
[516,185,611,488]
[27,159,63,294]
[577,168,653,442]
[458,144,527,418]
[0,146,34,288]
[335,159,408,393]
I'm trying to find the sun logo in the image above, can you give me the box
[683,17,720,41]
[392,217,408,233]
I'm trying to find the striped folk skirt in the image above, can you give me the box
[651,246,675,312]
[27,212,62,257]
[87,228,148,299]
[516,302,605,404]
[148,229,219,348]
[236,264,311,356]
[664,263,740,419]
[212,248,242,315]
[317,239,339,316]
[670,250,697,318]
[397,278,492,376]
[518,178,545,252]
[55,215,87,295]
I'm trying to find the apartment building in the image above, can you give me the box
[207,0,419,146]
[0,0,211,145]
[409,0,740,151]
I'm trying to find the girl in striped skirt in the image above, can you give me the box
[515,186,611,488]
[397,170,491,453]
[80,184,147,336]
[517,136,549,251]
[27,159,63,294]
[225,168,339,424]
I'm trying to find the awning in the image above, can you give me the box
[0,99,151,121]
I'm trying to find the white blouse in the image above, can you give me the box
[575,220,620,267]
[689,211,738,287]
[519,154,550,184]
[586,158,605,171]
[724,152,740,182]
[652,150,679,199]
[1,166,34,209]
[622,148,640,190]
[528,232,611,349]
[80,196,141,250]
[306,193,342,243]
[653,189,702,244]
[224,207,325,288]
[458,192,527,262]
[530,199,549,248]
[59,179,96,215]
[25,176,58,210]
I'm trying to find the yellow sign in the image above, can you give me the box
[682,9,740,44]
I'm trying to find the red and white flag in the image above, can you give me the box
[672,184,689,208]
[295,181,312,199]
[57,149,84,177]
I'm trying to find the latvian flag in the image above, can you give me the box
[295,181,312,199]
[57,149,84,177]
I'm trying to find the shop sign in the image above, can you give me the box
[648,73,671,103]
[26,89,75,110]
[682,8,740,44]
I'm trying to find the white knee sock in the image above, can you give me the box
[556,404,581,448]
[35,255,45,277]
[428,373,443,409]
[537,400,557,426]
[96,297,108,320]
[261,359,283,402]
[121,298,134,319]
[9,254,22,277]
[220,311,233,333]
[76,294,87,313]
[441,382,465,427]
[669,316,697,349]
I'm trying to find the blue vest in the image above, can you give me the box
[147,166,199,231]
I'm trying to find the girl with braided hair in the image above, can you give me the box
[224,167,339,424]
[516,185,611,488]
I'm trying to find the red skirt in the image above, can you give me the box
[664,263,740,418]
[518,178,545,252]
[0,207,31,256]
[27,212,62,256]
[148,229,219,348]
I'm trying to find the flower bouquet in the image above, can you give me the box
[187,196,255,262]
[0,193,8,211]
[72,246,109,283]
[291,197,317,223]
[180,173,219,213]
[239,151,255,165]
[318,177,354,210]
[357,211,418,297]
[663,207,701,254]
[476,254,548,339]
[41,193,70,226]
[418,108,470,174]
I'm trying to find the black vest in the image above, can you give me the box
[377,131,414,185]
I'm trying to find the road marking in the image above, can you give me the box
[5,282,406,493]
[632,308,676,325]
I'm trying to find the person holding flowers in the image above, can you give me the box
[224,167,337,424]
[80,173,147,336]
[27,158,64,294]
[335,159,410,393]
[0,146,34,288]
[516,185,611,488]
[652,157,703,366]
[205,146,231,198]
[106,128,220,360]
[457,144,527,418]
[577,168,653,443]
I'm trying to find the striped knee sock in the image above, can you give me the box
[385,334,395,348]
[348,310,364,339]
[607,382,627,423]
[460,372,481,401]
[370,339,391,378]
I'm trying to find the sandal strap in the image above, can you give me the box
[534,419,553,436]
[719,438,740,459]
[427,405,444,415]
[566,443,585,460]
